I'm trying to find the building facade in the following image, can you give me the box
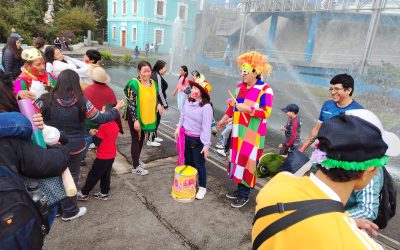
[107,0,197,53]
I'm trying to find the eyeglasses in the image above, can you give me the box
[241,69,250,76]
[328,87,345,92]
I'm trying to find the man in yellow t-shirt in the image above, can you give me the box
[252,109,400,250]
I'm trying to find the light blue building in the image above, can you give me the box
[107,0,198,53]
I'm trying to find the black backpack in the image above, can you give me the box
[373,167,397,229]
[0,164,48,250]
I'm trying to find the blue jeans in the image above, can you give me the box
[177,92,186,112]
[81,130,92,161]
[238,183,250,198]
[0,112,32,140]
[218,122,232,146]
[184,135,207,188]
[47,205,58,226]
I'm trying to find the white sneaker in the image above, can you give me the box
[216,149,227,157]
[139,160,146,169]
[132,166,149,175]
[215,143,224,149]
[196,187,207,200]
[61,207,87,221]
[147,141,161,147]
[154,137,163,142]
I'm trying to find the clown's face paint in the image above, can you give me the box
[190,86,201,99]
[241,63,257,85]
[28,58,46,76]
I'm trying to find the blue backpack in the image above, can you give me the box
[0,164,47,250]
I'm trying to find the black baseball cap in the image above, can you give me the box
[281,104,299,114]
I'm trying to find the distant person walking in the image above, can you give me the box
[145,42,150,57]
[134,46,140,61]
[172,65,189,112]
[154,43,159,55]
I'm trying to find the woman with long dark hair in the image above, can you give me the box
[172,65,189,113]
[44,46,87,77]
[123,61,163,175]
[148,60,168,146]
[35,69,124,221]
[2,36,24,80]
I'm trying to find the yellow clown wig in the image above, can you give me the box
[236,51,272,76]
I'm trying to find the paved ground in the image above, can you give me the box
[63,44,144,57]
[44,48,399,249]
[44,119,257,250]
[44,108,398,250]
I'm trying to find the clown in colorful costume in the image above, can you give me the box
[13,48,57,99]
[14,68,57,95]
[218,51,273,208]
[227,80,273,187]
[123,78,159,132]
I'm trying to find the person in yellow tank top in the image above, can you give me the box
[123,61,163,176]
[252,109,400,250]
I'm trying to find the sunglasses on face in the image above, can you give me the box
[241,69,251,76]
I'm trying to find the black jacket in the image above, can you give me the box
[151,72,168,109]
[2,49,23,80]
[0,138,69,178]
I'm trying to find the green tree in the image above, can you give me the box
[53,6,97,38]
[0,0,47,43]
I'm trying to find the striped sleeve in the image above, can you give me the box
[347,177,379,220]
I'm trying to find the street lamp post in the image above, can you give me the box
[200,0,207,54]
[238,0,249,55]
[359,0,387,75]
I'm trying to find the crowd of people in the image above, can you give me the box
[1,30,400,250]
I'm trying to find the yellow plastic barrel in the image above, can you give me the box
[171,165,198,203]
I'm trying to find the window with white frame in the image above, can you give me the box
[122,0,126,15]
[132,0,138,15]
[112,26,117,40]
[112,0,117,15]
[132,27,137,42]
[178,3,187,21]
[155,0,166,17]
[155,28,164,45]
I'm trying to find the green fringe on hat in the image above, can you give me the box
[321,156,389,171]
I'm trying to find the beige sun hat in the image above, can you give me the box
[86,66,111,84]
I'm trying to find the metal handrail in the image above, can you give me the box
[202,49,400,66]
[207,0,399,13]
